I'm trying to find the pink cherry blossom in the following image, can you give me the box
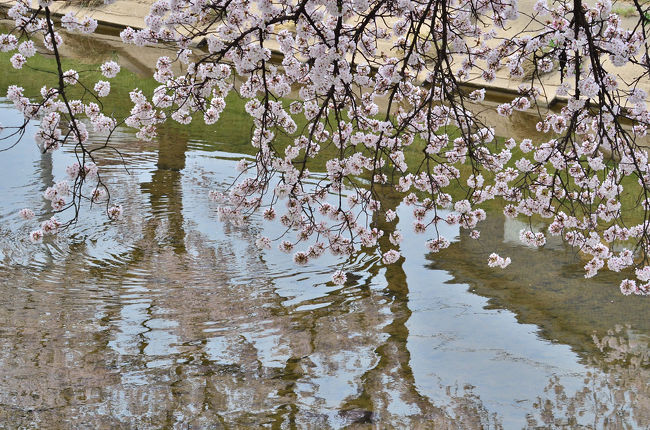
[2,0,650,294]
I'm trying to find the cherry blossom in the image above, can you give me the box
[100,61,120,78]
[19,208,34,220]
[488,253,512,269]
[2,0,650,294]
[93,81,111,98]
[331,270,347,286]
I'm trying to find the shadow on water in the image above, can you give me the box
[426,213,650,357]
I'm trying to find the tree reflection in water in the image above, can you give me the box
[0,87,647,428]
[140,124,188,254]
[0,136,648,427]
[424,208,650,429]
[527,326,649,429]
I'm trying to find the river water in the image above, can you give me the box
[0,34,648,429]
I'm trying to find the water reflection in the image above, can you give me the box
[427,213,650,352]
[140,125,188,254]
[526,326,649,428]
[0,103,648,428]
[0,31,648,428]
[336,188,432,425]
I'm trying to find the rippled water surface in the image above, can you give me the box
[0,37,648,429]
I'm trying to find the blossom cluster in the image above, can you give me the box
[2,4,125,240]
[2,0,650,293]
